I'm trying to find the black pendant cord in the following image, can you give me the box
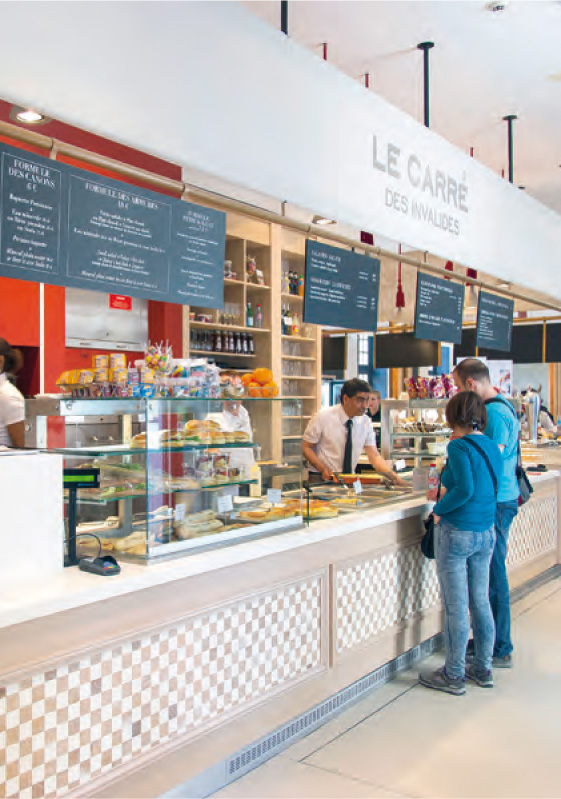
[417,41,435,128]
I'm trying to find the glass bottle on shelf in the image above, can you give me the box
[298,274,305,297]
[248,333,255,355]
[284,306,292,336]
[214,329,222,352]
[281,305,286,336]
[242,332,249,354]
[246,302,254,328]
[235,332,242,354]
[283,271,290,295]
[255,304,263,329]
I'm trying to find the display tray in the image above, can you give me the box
[332,473,388,486]
[67,479,258,504]
[47,442,258,457]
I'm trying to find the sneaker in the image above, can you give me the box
[419,667,466,696]
[465,663,494,688]
[493,654,513,669]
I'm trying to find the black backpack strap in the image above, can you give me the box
[462,437,498,495]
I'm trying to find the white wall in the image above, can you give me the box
[0,3,560,297]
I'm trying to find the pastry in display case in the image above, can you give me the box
[25,396,304,563]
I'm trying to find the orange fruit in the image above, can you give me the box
[241,373,253,387]
[252,367,273,386]
[263,380,279,397]
[248,382,262,397]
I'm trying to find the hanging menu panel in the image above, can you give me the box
[414,272,464,345]
[0,141,226,308]
[0,150,63,277]
[303,240,380,331]
[476,290,514,352]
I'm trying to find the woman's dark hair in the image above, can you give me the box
[445,390,487,432]
[340,377,372,402]
[0,338,23,375]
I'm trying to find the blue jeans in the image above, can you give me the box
[436,521,496,678]
[490,500,518,658]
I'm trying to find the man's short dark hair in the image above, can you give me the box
[454,358,490,385]
[340,378,372,402]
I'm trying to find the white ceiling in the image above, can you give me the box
[241,0,561,214]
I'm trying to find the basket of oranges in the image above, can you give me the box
[241,368,279,398]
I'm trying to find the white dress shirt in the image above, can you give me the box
[303,404,376,474]
[0,373,24,447]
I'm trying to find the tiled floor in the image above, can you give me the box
[211,576,561,799]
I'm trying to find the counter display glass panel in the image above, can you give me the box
[25,397,304,562]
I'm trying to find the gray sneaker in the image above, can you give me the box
[419,667,466,696]
[465,663,494,688]
[493,654,513,669]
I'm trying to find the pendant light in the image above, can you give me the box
[396,245,405,309]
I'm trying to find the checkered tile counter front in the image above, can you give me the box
[507,494,558,568]
[335,544,440,654]
[0,576,323,799]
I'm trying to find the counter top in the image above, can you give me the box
[0,492,430,631]
[2,470,557,631]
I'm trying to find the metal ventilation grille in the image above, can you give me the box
[227,633,442,778]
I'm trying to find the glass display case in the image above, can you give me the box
[25,397,304,563]
[380,398,452,466]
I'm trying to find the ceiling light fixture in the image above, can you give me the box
[312,215,336,226]
[485,1,508,13]
[16,109,45,124]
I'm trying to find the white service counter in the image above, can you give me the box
[0,471,559,799]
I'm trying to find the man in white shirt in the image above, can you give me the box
[303,378,406,486]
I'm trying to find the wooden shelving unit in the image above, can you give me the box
[182,209,321,468]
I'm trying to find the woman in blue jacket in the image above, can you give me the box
[419,391,502,696]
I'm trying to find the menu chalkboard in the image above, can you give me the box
[414,273,464,344]
[476,291,514,352]
[0,143,226,307]
[303,241,380,331]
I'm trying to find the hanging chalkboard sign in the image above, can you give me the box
[303,241,380,331]
[0,142,226,307]
[476,291,514,351]
[414,272,464,344]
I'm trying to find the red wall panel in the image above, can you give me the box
[0,277,40,346]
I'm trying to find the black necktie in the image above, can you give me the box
[343,419,353,474]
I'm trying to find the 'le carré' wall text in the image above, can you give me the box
[373,135,469,237]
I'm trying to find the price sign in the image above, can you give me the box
[217,494,234,513]
[267,488,282,505]
[353,480,363,495]
[174,503,186,521]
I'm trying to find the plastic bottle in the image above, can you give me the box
[246,302,254,328]
[283,271,290,295]
[298,275,305,297]
[291,312,300,336]
[428,464,439,493]
[255,304,263,329]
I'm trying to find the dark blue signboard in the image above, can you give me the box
[414,272,464,344]
[303,240,381,331]
[0,143,226,307]
[476,290,514,352]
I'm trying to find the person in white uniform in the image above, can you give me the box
[303,378,406,485]
[0,338,24,448]
[207,400,254,476]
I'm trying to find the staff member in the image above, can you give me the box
[303,378,406,485]
[0,338,25,448]
[207,399,254,475]
[365,390,382,449]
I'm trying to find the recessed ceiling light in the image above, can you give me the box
[16,109,45,124]
[485,1,508,13]
[312,214,336,226]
